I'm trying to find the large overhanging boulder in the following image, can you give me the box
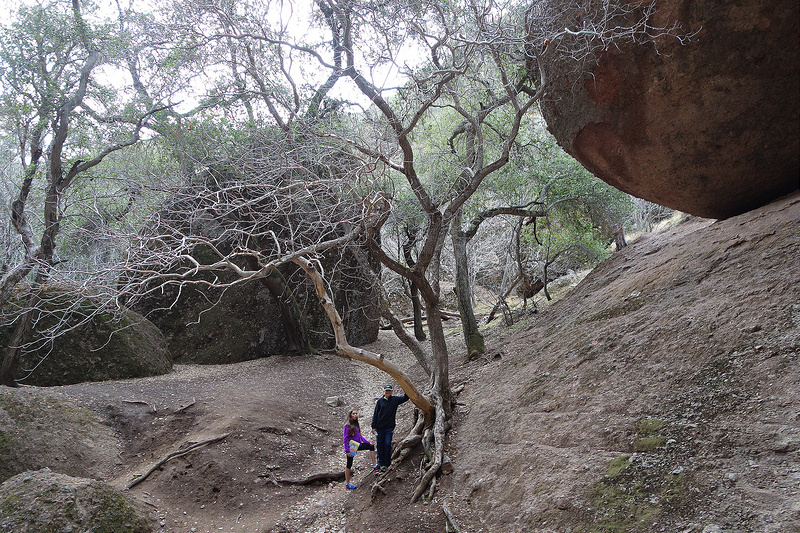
[533,0,799,219]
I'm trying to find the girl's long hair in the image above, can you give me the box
[346,410,360,437]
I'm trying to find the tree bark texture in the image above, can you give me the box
[292,256,433,417]
[0,292,38,387]
[451,209,485,360]
[402,227,426,341]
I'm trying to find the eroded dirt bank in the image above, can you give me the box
[450,191,799,532]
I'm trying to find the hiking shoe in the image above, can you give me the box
[372,465,380,472]
[379,466,387,472]
[346,483,356,490]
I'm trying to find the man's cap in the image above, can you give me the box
[383,384,393,390]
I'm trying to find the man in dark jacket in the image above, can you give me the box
[371,384,409,470]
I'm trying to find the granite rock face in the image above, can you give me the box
[534,0,799,219]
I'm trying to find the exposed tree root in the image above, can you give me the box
[443,502,463,533]
[279,471,345,485]
[393,411,426,461]
[412,392,448,502]
[371,481,388,498]
[125,433,229,490]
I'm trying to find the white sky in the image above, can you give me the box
[1,0,414,113]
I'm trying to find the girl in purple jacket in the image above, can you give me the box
[343,410,377,489]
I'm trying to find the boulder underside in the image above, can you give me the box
[537,0,799,219]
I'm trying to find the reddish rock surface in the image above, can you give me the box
[537,0,799,219]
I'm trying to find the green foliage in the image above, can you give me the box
[510,130,625,276]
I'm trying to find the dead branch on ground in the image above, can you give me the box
[278,471,345,485]
[125,433,230,490]
[122,399,157,413]
[300,421,329,432]
[177,398,196,412]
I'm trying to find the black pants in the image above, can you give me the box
[346,442,375,469]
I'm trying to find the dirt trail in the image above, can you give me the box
[53,327,455,532]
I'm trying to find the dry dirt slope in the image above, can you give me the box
[447,191,800,532]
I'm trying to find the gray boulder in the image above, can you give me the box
[0,468,154,533]
[0,387,118,483]
[1,285,172,386]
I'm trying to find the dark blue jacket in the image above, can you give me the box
[371,393,409,430]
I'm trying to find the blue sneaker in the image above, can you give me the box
[373,465,380,472]
[346,483,356,490]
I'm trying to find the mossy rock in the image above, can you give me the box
[0,469,154,532]
[633,418,668,452]
[577,454,693,533]
[0,388,117,483]
[1,285,172,386]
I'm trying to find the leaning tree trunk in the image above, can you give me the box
[451,210,485,360]
[402,229,427,341]
[1,177,59,387]
[614,227,628,251]
[292,256,432,415]
[409,282,426,341]
[0,286,42,387]
[0,311,33,387]
[294,255,458,501]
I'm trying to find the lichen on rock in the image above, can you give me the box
[0,468,154,533]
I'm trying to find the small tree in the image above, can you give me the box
[0,0,186,386]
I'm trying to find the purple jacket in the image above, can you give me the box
[343,423,370,454]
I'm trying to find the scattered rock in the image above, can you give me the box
[326,396,342,407]
[440,455,454,475]
[453,193,800,532]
